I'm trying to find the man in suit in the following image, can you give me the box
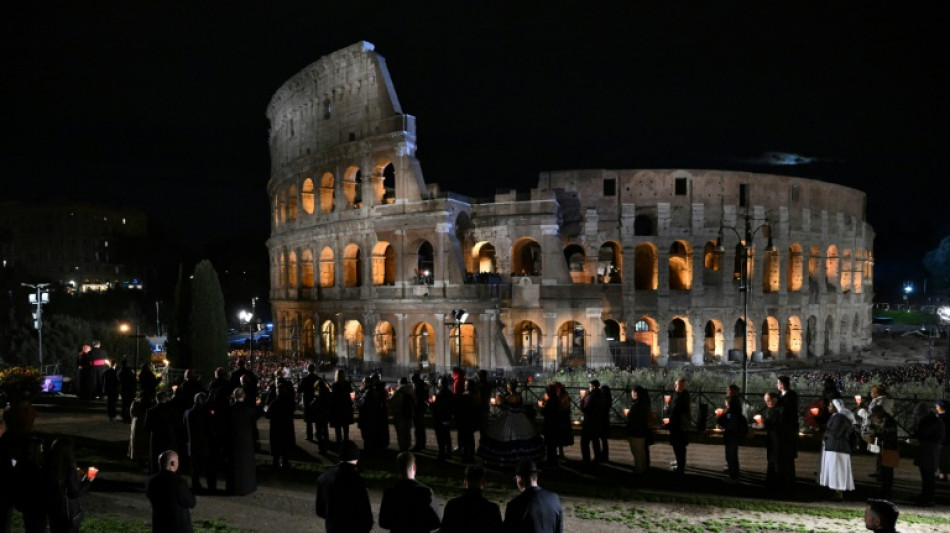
[378,451,441,532]
[503,460,563,533]
[146,450,196,533]
[776,375,800,486]
[441,465,502,533]
[315,440,373,533]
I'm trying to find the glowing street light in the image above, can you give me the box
[451,309,469,369]
[239,309,255,357]
[118,322,144,369]
[22,283,50,368]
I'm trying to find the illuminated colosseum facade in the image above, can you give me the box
[266,42,874,372]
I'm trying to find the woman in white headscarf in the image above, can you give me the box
[819,398,856,501]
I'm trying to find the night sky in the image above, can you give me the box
[3,3,946,302]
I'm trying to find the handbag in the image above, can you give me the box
[881,448,900,468]
[867,438,881,454]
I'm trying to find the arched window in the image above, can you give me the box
[287,251,298,288]
[734,318,756,355]
[375,321,395,360]
[410,323,435,364]
[824,315,835,355]
[301,249,315,288]
[598,241,622,283]
[761,316,779,358]
[450,323,477,367]
[704,320,723,359]
[808,245,821,283]
[320,172,335,213]
[287,184,298,221]
[320,320,336,356]
[557,321,586,366]
[473,242,496,274]
[853,249,864,293]
[372,242,395,286]
[563,244,586,284]
[825,245,839,290]
[279,250,289,288]
[344,166,362,208]
[840,249,852,293]
[382,163,396,204]
[319,247,335,288]
[703,241,721,271]
[763,246,780,293]
[343,320,364,362]
[634,243,658,290]
[669,241,692,290]
[632,317,659,357]
[668,318,689,361]
[302,319,315,355]
[301,178,315,214]
[515,321,543,365]
[786,316,802,357]
[343,244,362,287]
[417,241,434,284]
[787,243,803,292]
[512,238,542,276]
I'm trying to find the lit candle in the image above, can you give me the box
[662,417,670,425]
[753,414,763,425]
[664,395,671,404]
[429,395,436,403]
[573,419,581,426]
[538,400,544,408]
[579,389,587,398]
[715,408,724,417]
[854,395,862,404]
[350,391,356,400]
[87,466,99,480]
[490,397,497,406]
[810,407,820,416]
[623,408,630,416]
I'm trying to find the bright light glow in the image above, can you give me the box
[119,323,131,333]
[938,306,950,323]
[238,310,253,323]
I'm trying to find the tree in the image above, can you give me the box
[187,260,228,381]
[165,264,192,371]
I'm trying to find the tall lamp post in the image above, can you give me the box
[938,306,950,392]
[451,309,469,369]
[239,309,254,360]
[22,283,50,368]
[118,322,144,370]
[716,213,775,394]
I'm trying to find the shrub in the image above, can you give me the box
[0,366,43,405]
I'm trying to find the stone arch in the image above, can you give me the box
[472,241,497,274]
[417,241,434,283]
[512,237,542,276]
[343,243,362,287]
[515,320,543,364]
[853,249,864,293]
[343,320,364,362]
[372,161,396,205]
[825,245,839,291]
[703,240,721,271]
[808,245,821,283]
[761,316,780,358]
[410,322,436,364]
[278,189,288,225]
[632,316,659,357]
[320,172,335,213]
[557,320,586,366]
[704,319,724,360]
[279,249,289,288]
[734,317,757,354]
[301,177,315,214]
[841,248,852,293]
[634,243,658,290]
[272,196,280,227]
[319,246,335,288]
[603,319,622,341]
[320,319,336,356]
[788,243,803,292]
[302,318,315,355]
[301,249,315,288]
[374,320,395,360]
[668,317,691,361]
[865,250,874,285]
[450,323,478,367]
[598,241,622,283]
[564,243,587,284]
[669,240,692,290]
[287,184,298,221]
[371,241,396,286]
[287,251,298,288]
[763,247,780,293]
[824,315,835,355]
[343,166,362,208]
[634,215,653,236]
[786,316,802,357]
[839,314,850,354]
[807,315,818,358]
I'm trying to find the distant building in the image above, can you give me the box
[0,201,147,291]
[265,42,874,371]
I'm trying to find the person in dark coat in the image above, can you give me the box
[455,379,478,463]
[868,405,899,498]
[911,402,945,506]
[373,375,392,451]
[356,377,380,452]
[184,393,212,493]
[720,383,746,481]
[265,380,297,470]
[175,369,205,413]
[390,377,416,452]
[226,388,257,495]
[146,392,179,475]
[43,438,92,533]
[206,367,231,409]
[776,375,799,485]
[555,383,574,459]
[118,359,137,424]
[936,399,950,481]
[411,373,429,451]
[580,380,605,469]
[315,440,373,533]
[441,465,502,533]
[329,369,355,449]
[299,364,319,441]
[146,450,196,533]
[625,385,652,475]
[667,378,691,475]
[503,459,563,533]
[139,363,158,403]
[378,452,441,533]
[12,437,47,533]
[431,377,455,463]
[760,391,783,490]
[541,382,563,467]
[102,362,119,422]
[309,379,332,454]
[598,384,612,462]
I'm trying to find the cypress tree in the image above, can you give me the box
[188,260,228,381]
[166,264,192,370]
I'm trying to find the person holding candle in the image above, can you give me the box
[477,381,545,467]
[625,385,653,475]
[580,380,606,470]
[309,379,332,455]
[431,377,456,464]
[866,405,899,498]
[668,378,691,475]
[540,382,564,467]
[43,438,93,533]
[329,368,354,451]
[720,384,747,482]
[555,383,575,459]
[819,399,856,501]
[776,376,800,485]
[760,391,783,490]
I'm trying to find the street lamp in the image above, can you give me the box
[716,212,775,394]
[118,322,144,370]
[239,309,254,358]
[938,306,950,392]
[22,283,50,368]
[451,309,469,369]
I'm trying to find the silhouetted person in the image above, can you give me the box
[147,450,196,533]
[265,380,296,470]
[776,375,799,485]
[139,362,158,403]
[503,460,563,533]
[580,380,604,469]
[411,373,429,451]
[118,359,137,424]
[226,388,257,495]
[300,364,319,441]
[102,362,119,422]
[378,452,441,533]
[315,440,373,533]
[441,465,502,533]
[864,498,900,533]
[667,378,691,475]
[184,393,212,493]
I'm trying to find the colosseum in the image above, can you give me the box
[265,42,874,373]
